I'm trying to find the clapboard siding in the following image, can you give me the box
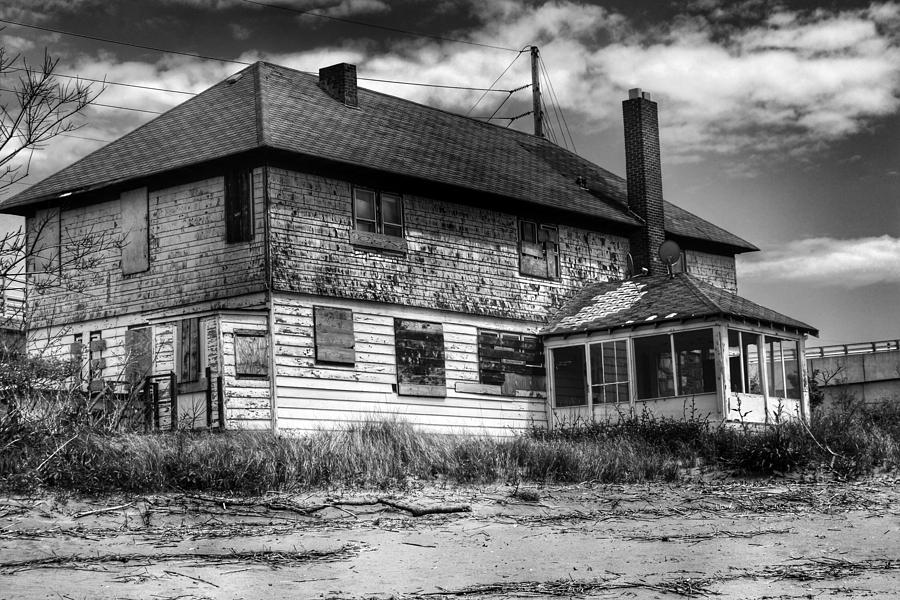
[272,293,547,435]
[28,170,267,328]
[268,167,628,322]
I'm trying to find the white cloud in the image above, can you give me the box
[738,236,900,287]
[5,0,900,189]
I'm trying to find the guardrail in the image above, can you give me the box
[807,340,900,359]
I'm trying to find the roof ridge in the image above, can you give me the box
[680,274,724,314]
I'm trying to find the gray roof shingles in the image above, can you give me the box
[542,273,818,336]
[1,62,756,252]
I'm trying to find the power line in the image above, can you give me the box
[466,49,528,116]
[7,67,197,96]
[237,0,520,53]
[0,21,519,96]
[539,57,576,152]
[0,87,164,114]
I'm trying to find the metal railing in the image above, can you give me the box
[807,339,900,359]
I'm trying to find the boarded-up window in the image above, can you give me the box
[124,326,152,385]
[179,318,201,383]
[88,330,105,383]
[477,330,545,394]
[32,208,60,275]
[71,333,84,382]
[235,331,268,378]
[395,318,445,397]
[120,187,149,275]
[314,306,355,365]
[519,220,559,279]
[225,169,253,243]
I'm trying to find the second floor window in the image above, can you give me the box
[353,187,403,237]
[519,220,559,279]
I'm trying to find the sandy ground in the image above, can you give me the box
[1,475,899,599]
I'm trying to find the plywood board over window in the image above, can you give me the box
[395,318,446,397]
[478,330,545,394]
[180,317,201,384]
[314,307,355,365]
[120,187,149,275]
[235,330,269,378]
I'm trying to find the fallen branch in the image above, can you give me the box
[73,502,133,520]
[376,497,471,517]
[34,434,78,472]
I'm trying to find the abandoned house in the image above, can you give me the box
[0,61,817,434]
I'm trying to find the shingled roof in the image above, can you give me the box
[542,274,817,336]
[1,62,756,252]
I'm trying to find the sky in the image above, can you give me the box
[0,0,897,346]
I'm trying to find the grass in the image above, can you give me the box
[2,395,899,494]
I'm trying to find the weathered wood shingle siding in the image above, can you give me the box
[267,168,628,322]
[27,171,268,328]
[685,250,737,293]
[272,294,547,435]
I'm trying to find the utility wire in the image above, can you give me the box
[238,0,520,53]
[540,95,558,145]
[0,86,164,114]
[539,57,576,152]
[0,19,519,94]
[7,67,196,95]
[466,49,528,116]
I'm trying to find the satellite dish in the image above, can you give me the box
[658,240,681,266]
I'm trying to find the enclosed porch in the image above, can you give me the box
[541,274,818,426]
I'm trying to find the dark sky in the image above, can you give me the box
[0,0,897,345]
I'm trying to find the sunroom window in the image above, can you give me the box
[589,340,629,404]
[552,346,586,407]
[766,336,801,399]
[634,329,715,400]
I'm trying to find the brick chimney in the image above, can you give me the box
[623,88,666,276]
[319,63,358,107]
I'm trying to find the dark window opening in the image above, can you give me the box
[634,334,674,400]
[519,220,559,279]
[179,318,201,383]
[674,329,716,395]
[225,169,254,243]
[552,346,586,407]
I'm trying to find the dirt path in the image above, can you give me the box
[1,477,899,599]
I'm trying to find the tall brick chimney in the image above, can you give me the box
[319,63,358,107]
[623,88,666,276]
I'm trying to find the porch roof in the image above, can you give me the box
[541,274,818,337]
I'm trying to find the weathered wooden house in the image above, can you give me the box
[0,62,817,433]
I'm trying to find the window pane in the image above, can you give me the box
[553,346,586,407]
[674,329,716,395]
[766,337,787,397]
[381,193,402,225]
[602,343,616,384]
[383,224,403,238]
[728,329,743,393]
[743,335,760,394]
[784,340,801,399]
[634,335,674,400]
[614,340,627,383]
[355,189,376,221]
[520,220,537,243]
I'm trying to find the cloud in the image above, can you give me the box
[738,236,900,287]
[230,23,251,40]
[6,0,900,190]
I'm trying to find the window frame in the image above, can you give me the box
[518,219,560,280]
[548,336,632,409]
[632,327,717,401]
[352,186,404,238]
